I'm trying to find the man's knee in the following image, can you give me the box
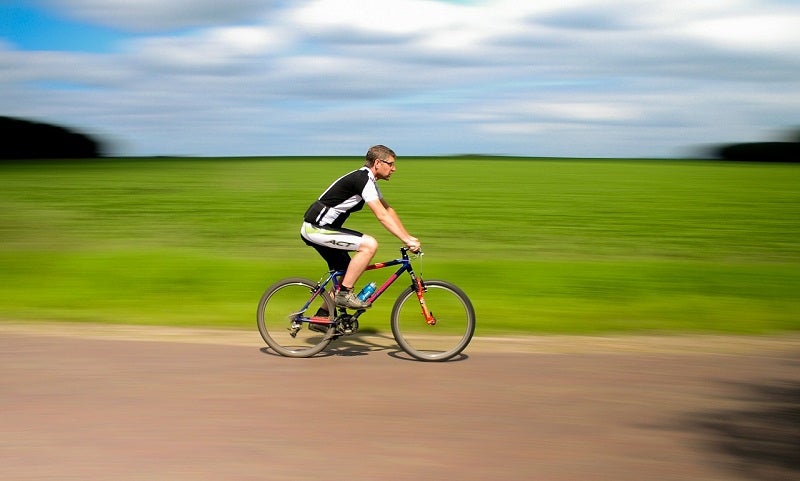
[360,235,378,253]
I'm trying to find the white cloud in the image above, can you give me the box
[536,102,640,122]
[683,14,800,55]
[289,0,459,38]
[3,0,799,157]
[0,47,130,87]
[129,25,290,71]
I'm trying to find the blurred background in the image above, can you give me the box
[2,1,799,158]
[2,6,799,481]
[1,1,799,335]
[1,156,798,335]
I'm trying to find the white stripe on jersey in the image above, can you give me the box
[317,167,381,226]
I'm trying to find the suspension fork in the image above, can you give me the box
[409,271,437,326]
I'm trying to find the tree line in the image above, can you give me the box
[715,141,799,163]
[1,116,797,161]
[0,116,104,160]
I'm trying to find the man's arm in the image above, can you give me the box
[367,199,420,251]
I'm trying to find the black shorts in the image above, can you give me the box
[300,222,364,271]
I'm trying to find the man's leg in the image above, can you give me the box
[335,235,378,309]
[301,222,377,309]
[341,235,378,289]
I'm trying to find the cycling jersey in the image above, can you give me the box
[301,167,383,269]
[303,167,382,228]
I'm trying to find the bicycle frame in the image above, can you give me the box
[303,247,436,327]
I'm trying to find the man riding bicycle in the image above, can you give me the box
[300,145,421,310]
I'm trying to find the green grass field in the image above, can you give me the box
[1,157,798,335]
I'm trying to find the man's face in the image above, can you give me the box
[375,156,396,180]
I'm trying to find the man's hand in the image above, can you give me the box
[406,237,421,253]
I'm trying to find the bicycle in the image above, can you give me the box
[257,247,475,361]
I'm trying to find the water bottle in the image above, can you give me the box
[357,282,376,301]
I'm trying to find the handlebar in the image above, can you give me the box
[400,246,423,258]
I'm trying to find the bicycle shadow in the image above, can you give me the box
[258,330,469,362]
[325,331,400,357]
[257,330,398,359]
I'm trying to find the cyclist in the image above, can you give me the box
[300,145,421,310]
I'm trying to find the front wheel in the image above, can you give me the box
[391,280,476,361]
[257,277,335,358]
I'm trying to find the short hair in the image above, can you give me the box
[365,145,396,167]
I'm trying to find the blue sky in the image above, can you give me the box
[4,4,113,52]
[1,0,799,157]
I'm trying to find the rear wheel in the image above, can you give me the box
[390,280,475,361]
[257,277,335,358]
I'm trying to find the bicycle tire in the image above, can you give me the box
[257,277,335,358]
[390,279,476,361]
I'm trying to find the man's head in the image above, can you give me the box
[365,144,397,180]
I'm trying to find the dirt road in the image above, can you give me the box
[2,323,799,481]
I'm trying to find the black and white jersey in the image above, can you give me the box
[303,167,382,228]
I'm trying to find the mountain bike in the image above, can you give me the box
[257,247,475,361]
